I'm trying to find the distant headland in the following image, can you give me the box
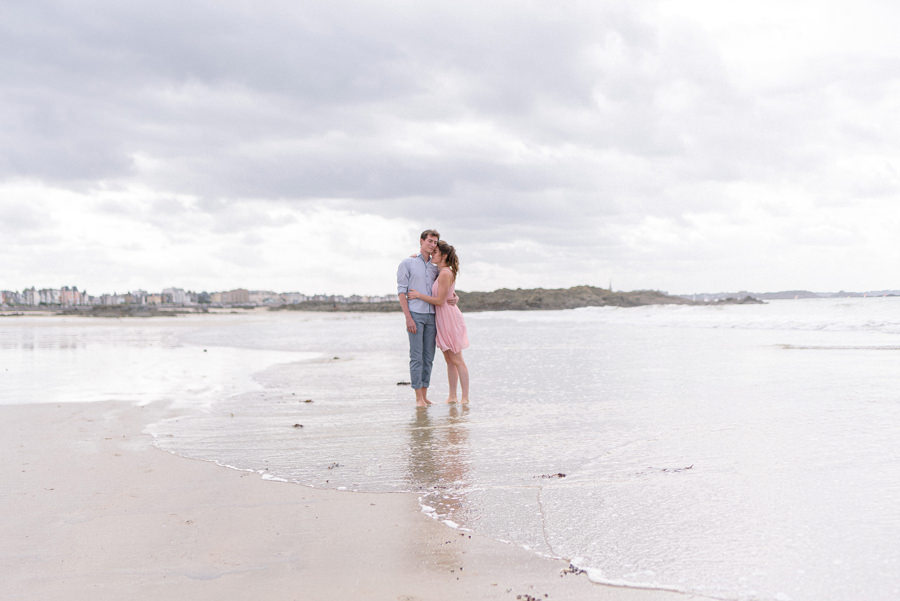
[274,286,763,313]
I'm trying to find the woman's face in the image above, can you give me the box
[432,249,443,265]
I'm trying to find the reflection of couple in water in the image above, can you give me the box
[397,229,470,408]
[407,404,470,533]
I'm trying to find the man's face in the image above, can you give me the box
[420,235,438,257]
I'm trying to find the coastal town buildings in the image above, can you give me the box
[1,285,394,309]
[2,286,89,307]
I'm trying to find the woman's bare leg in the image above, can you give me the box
[446,350,470,404]
[443,349,459,403]
[457,353,470,403]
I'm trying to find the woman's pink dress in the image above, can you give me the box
[433,268,469,353]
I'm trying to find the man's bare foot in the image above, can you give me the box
[446,397,458,404]
[415,388,432,407]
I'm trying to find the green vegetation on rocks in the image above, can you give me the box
[454,286,693,311]
[272,286,761,313]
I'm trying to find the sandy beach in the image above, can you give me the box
[1,401,702,601]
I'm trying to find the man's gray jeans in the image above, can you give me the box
[407,311,436,389]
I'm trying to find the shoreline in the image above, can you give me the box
[1,285,765,318]
[2,400,706,601]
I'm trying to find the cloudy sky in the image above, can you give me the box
[3,0,899,296]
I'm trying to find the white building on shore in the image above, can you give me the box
[162,287,188,305]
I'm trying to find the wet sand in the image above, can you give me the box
[1,401,705,601]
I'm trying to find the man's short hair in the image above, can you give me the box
[420,229,440,240]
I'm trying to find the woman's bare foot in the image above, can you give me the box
[446,396,458,404]
[460,397,469,404]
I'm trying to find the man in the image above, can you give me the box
[397,229,453,407]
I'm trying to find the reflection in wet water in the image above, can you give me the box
[406,405,472,572]
[0,333,84,351]
[0,319,178,351]
[0,317,312,407]
[407,405,471,525]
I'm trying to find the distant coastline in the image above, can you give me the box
[7,285,899,318]
[2,286,763,317]
[273,286,763,314]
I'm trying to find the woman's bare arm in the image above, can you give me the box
[407,271,452,305]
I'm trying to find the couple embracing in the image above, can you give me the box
[397,229,470,408]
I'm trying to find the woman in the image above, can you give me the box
[407,240,470,404]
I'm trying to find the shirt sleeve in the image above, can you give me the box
[397,260,410,294]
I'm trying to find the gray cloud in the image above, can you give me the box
[3,1,900,293]
[0,203,50,244]
[1,2,671,203]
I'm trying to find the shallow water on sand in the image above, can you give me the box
[4,299,900,601]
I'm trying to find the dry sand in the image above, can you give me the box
[2,401,706,601]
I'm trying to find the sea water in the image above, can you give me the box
[3,298,900,601]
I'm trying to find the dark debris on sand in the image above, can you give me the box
[560,563,586,577]
[652,464,693,473]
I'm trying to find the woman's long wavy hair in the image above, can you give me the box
[437,240,459,280]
